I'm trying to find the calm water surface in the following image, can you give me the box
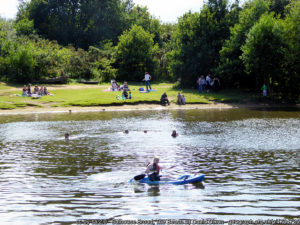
[0,108,299,225]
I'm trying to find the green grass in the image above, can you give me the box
[0,82,13,91]
[0,94,41,109]
[48,84,212,107]
[0,82,257,109]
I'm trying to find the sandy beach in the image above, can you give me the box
[1,101,298,116]
[0,102,235,115]
[0,101,246,116]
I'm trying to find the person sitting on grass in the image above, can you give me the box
[33,85,39,94]
[181,95,186,105]
[38,86,44,96]
[145,157,161,181]
[43,86,49,95]
[177,92,183,105]
[111,80,117,91]
[160,92,170,106]
[22,85,27,96]
[122,89,128,99]
[123,81,129,91]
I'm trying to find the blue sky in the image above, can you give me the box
[0,0,205,23]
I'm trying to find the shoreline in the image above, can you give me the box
[0,102,299,116]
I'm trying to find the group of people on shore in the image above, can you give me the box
[111,71,152,91]
[111,80,130,92]
[160,92,185,106]
[22,84,49,97]
[197,74,221,93]
[111,80,132,100]
[177,92,186,105]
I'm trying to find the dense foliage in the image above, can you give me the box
[116,25,158,81]
[169,0,237,87]
[0,0,299,102]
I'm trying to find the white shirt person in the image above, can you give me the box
[143,72,152,91]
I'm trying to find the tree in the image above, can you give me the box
[127,5,163,47]
[87,42,117,82]
[13,18,35,36]
[269,0,290,18]
[116,25,158,81]
[7,45,36,82]
[0,18,17,80]
[217,0,270,88]
[169,0,232,88]
[241,14,286,99]
[155,23,177,81]
[17,0,132,49]
[281,0,300,102]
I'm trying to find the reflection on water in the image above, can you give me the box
[0,108,299,225]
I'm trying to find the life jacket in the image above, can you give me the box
[152,163,160,175]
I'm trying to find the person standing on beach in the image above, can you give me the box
[262,84,267,97]
[142,72,152,91]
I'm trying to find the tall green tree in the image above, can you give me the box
[269,0,290,18]
[241,14,286,98]
[127,5,163,47]
[169,0,232,87]
[116,25,158,81]
[13,18,35,36]
[17,0,132,49]
[281,0,300,102]
[155,23,177,81]
[0,18,17,80]
[218,0,270,88]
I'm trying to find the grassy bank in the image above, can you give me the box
[0,82,258,110]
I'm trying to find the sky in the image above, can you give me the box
[0,0,19,19]
[0,0,205,23]
[132,0,205,23]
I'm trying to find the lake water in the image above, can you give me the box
[0,108,299,225]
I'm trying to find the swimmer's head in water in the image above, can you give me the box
[171,130,178,137]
